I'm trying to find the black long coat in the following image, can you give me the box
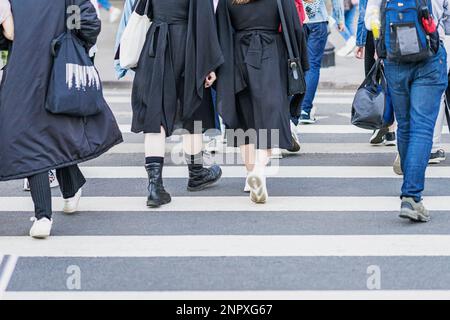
[131,0,224,136]
[216,0,309,131]
[0,0,123,181]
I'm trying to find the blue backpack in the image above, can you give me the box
[378,0,440,63]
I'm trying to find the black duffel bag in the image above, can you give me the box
[351,59,394,130]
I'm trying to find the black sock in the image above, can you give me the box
[145,157,164,166]
[185,152,203,167]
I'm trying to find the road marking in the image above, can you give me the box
[107,142,446,154]
[78,166,450,179]
[117,124,450,135]
[337,113,352,119]
[3,235,450,257]
[4,290,450,300]
[0,255,18,299]
[1,196,450,212]
[104,94,357,106]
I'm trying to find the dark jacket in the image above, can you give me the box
[0,0,123,181]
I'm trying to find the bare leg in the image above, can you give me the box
[182,133,203,156]
[145,127,166,157]
[246,148,270,203]
[240,144,256,173]
[389,122,397,132]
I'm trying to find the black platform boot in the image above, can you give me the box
[186,153,222,191]
[145,163,171,208]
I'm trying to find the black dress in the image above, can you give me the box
[131,0,224,136]
[216,0,309,150]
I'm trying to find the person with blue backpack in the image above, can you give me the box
[365,0,450,222]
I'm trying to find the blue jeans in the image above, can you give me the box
[98,0,112,10]
[340,7,357,41]
[300,22,329,116]
[384,46,448,202]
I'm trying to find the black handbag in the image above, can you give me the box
[351,59,394,130]
[46,0,105,117]
[276,0,306,96]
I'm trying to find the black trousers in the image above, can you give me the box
[28,165,86,219]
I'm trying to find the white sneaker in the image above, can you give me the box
[286,121,301,153]
[23,179,30,191]
[63,189,82,214]
[270,148,283,159]
[48,170,59,188]
[246,170,268,204]
[205,137,222,155]
[109,7,122,23]
[337,36,356,57]
[23,170,59,192]
[29,217,52,239]
[244,176,251,193]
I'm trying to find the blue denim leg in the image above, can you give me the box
[345,7,357,37]
[404,48,447,201]
[301,22,329,114]
[384,61,411,176]
[385,47,447,201]
[98,0,112,10]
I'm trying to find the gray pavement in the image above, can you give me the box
[95,1,366,88]
[1,88,450,298]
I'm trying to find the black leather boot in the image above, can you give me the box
[145,163,171,208]
[186,153,222,191]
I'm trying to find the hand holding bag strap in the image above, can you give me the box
[51,0,73,57]
[277,0,299,79]
[135,0,150,17]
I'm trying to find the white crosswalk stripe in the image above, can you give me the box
[2,90,450,298]
[3,235,450,257]
[5,290,450,300]
[76,166,450,178]
[118,123,450,135]
[109,142,450,154]
[1,196,450,212]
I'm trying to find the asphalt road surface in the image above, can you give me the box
[1,89,450,300]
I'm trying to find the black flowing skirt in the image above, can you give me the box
[131,22,216,136]
[227,29,292,150]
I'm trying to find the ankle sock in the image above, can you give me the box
[145,157,164,166]
[185,152,203,167]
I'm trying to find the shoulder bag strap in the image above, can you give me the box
[277,0,295,61]
[446,93,450,130]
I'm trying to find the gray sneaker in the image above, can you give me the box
[393,154,403,176]
[399,197,430,222]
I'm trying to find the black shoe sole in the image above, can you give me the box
[147,197,171,208]
[147,200,161,208]
[370,128,389,145]
[187,170,223,192]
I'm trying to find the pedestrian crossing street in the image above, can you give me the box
[1,89,450,299]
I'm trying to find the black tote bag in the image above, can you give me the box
[46,0,104,117]
[351,59,394,130]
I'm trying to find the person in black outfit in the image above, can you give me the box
[131,0,225,208]
[0,0,123,238]
[216,0,308,203]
